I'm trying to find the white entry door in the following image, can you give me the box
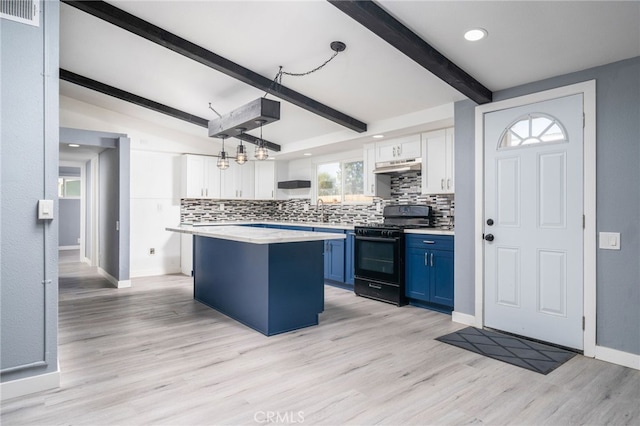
[484,94,584,350]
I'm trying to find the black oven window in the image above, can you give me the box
[358,240,395,275]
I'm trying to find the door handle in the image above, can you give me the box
[422,240,435,244]
[371,184,374,192]
[430,253,434,267]
[447,178,451,189]
[424,252,428,266]
[441,179,445,189]
[484,234,495,242]
[368,283,382,290]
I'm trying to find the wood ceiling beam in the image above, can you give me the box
[60,69,281,152]
[328,0,492,105]
[61,0,367,133]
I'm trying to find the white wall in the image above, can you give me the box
[60,96,219,277]
[130,150,181,277]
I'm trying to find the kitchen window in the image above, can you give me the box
[316,160,371,204]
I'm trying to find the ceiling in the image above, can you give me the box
[59,1,640,162]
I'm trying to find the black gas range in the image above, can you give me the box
[353,205,433,306]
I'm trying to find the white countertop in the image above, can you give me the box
[167,225,346,244]
[180,221,455,234]
[182,220,356,231]
[404,228,455,236]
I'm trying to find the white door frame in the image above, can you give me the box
[474,80,596,357]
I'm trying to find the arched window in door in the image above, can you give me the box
[499,113,568,148]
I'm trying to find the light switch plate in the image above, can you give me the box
[599,232,621,250]
[38,199,54,220]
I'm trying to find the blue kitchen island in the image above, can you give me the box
[167,225,345,336]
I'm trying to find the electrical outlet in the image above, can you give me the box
[376,202,382,213]
[303,203,309,212]
[149,248,155,255]
[219,203,225,211]
[278,203,283,211]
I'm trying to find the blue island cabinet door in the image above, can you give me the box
[430,250,454,307]
[326,239,345,282]
[405,247,430,300]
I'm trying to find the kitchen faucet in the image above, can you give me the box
[316,198,327,222]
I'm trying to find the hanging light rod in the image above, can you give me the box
[208,98,280,140]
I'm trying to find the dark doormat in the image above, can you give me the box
[436,327,577,374]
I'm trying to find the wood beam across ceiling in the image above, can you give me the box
[328,0,492,105]
[61,0,367,133]
[60,69,281,152]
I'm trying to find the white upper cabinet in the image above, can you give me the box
[254,161,277,200]
[376,134,422,162]
[421,128,455,195]
[363,143,391,198]
[363,143,377,197]
[220,161,255,200]
[181,154,221,199]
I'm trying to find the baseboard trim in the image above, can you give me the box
[595,345,640,370]
[98,267,131,288]
[59,245,80,251]
[82,257,91,265]
[451,311,476,326]
[130,267,181,278]
[0,369,60,401]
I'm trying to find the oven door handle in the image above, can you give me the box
[355,236,400,243]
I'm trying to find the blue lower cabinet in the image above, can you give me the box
[345,231,355,285]
[315,228,346,283]
[430,250,454,306]
[406,248,430,300]
[405,234,454,310]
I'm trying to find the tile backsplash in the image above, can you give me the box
[181,171,454,228]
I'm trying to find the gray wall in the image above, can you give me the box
[59,199,81,246]
[59,166,80,177]
[99,148,120,278]
[85,160,91,260]
[454,56,640,355]
[1,0,59,382]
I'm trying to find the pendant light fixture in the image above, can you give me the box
[235,128,248,165]
[254,119,269,161]
[217,134,230,170]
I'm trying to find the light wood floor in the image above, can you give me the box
[1,255,638,425]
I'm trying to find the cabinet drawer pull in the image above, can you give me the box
[368,283,382,290]
[423,240,435,244]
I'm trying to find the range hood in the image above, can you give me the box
[373,158,422,174]
[277,180,311,189]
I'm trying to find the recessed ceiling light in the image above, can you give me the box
[464,28,487,42]
[373,134,384,139]
[68,144,80,148]
[303,153,312,156]
[268,157,275,160]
